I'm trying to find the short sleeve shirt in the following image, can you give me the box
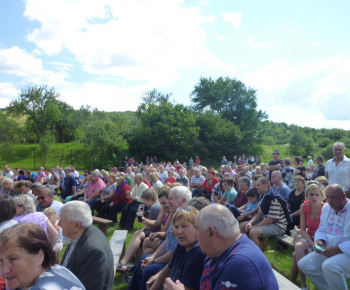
[224,188,237,205]
[325,156,350,191]
[268,159,283,180]
[87,178,106,198]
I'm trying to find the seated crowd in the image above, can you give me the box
[0,143,350,290]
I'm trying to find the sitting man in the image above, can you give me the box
[298,184,350,290]
[176,168,189,187]
[243,177,292,249]
[189,168,205,196]
[37,187,63,218]
[164,204,278,289]
[59,201,114,290]
[271,170,291,200]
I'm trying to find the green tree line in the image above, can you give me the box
[1,78,349,168]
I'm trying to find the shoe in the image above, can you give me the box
[123,275,132,284]
[126,265,135,273]
[117,262,127,273]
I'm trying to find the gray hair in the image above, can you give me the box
[31,182,43,190]
[272,170,282,179]
[238,176,250,187]
[91,170,100,177]
[3,178,13,185]
[60,201,93,228]
[170,186,191,204]
[14,195,36,214]
[188,197,210,211]
[333,142,345,150]
[197,204,239,238]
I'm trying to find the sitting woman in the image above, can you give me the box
[1,178,15,196]
[165,170,176,185]
[93,173,117,216]
[0,195,18,233]
[290,181,325,289]
[118,188,171,272]
[13,195,58,247]
[201,169,220,199]
[146,206,206,290]
[287,176,306,233]
[149,173,163,190]
[0,223,85,290]
[211,179,225,203]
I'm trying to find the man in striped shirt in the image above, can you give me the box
[244,177,289,248]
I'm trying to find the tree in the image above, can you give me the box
[289,129,315,158]
[193,111,242,165]
[126,90,199,161]
[191,77,268,155]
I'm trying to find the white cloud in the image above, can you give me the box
[23,0,229,88]
[0,83,19,98]
[0,46,43,77]
[307,42,319,47]
[214,34,226,41]
[222,12,242,29]
[243,37,267,49]
[242,53,350,129]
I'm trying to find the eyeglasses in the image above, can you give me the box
[176,206,194,212]
[307,181,322,187]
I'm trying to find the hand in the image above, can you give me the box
[237,213,246,221]
[100,199,105,203]
[149,233,159,241]
[141,257,153,270]
[322,245,342,258]
[163,278,185,290]
[146,274,159,290]
[245,223,253,232]
[109,202,113,207]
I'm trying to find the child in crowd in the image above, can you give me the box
[43,208,63,262]
[237,188,259,221]
[219,178,237,205]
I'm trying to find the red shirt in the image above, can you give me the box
[166,176,176,184]
[235,189,248,208]
[144,179,152,188]
[202,177,219,193]
[195,157,200,164]
[113,183,132,204]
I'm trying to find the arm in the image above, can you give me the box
[299,204,314,248]
[245,208,263,232]
[125,190,132,200]
[218,194,226,205]
[72,185,76,195]
[46,220,58,248]
[148,265,171,290]
[291,209,300,217]
[143,209,165,229]
[101,188,115,202]
[88,189,102,199]
[266,164,282,171]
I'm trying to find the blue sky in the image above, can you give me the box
[1,0,350,129]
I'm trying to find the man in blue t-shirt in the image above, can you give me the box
[266,150,283,182]
[62,168,76,199]
[164,204,278,290]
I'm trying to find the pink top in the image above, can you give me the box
[87,178,106,198]
[303,200,322,236]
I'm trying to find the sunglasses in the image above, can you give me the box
[307,181,322,187]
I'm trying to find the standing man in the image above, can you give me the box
[60,201,114,290]
[325,142,350,197]
[62,168,76,201]
[164,204,278,290]
[298,184,350,290]
[280,158,295,191]
[312,155,326,180]
[266,150,283,183]
[221,156,229,166]
[307,156,313,167]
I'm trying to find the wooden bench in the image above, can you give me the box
[109,230,128,274]
[273,269,301,289]
[92,216,113,237]
[275,234,295,248]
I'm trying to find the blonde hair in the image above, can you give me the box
[305,183,326,200]
[43,208,58,222]
[172,206,199,226]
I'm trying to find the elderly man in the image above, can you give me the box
[127,186,192,289]
[325,142,350,197]
[298,184,350,290]
[271,170,291,200]
[164,204,278,289]
[59,201,114,290]
[189,168,205,192]
[175,168,189,187]
[79,170,105,213]
[243,177,291,248]
[119,173,148,230]
[266,149,283,182]
[158,165,168,184]
[37,187,63,218]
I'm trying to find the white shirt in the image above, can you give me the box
[49,200,64,219]
[6,171,13,178]
[158,171,168,184]
[307,159,313,167]
[315,201,350,256]
[72,170,79,179]
[325,156,350,191]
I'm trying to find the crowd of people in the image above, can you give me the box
[0,141,350,289]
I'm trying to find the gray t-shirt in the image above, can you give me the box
[31,264,85,289]
[149,201,162,220]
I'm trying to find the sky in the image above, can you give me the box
[1,0,350,130]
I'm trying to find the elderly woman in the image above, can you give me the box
[1,178,15,196]
[146,206,206,290]
[93,173,117,216]
[290,181,325,289]
[0,195,18,233]
[0,223,85,290]
[149,172,163,190]
[13,195,58,247]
